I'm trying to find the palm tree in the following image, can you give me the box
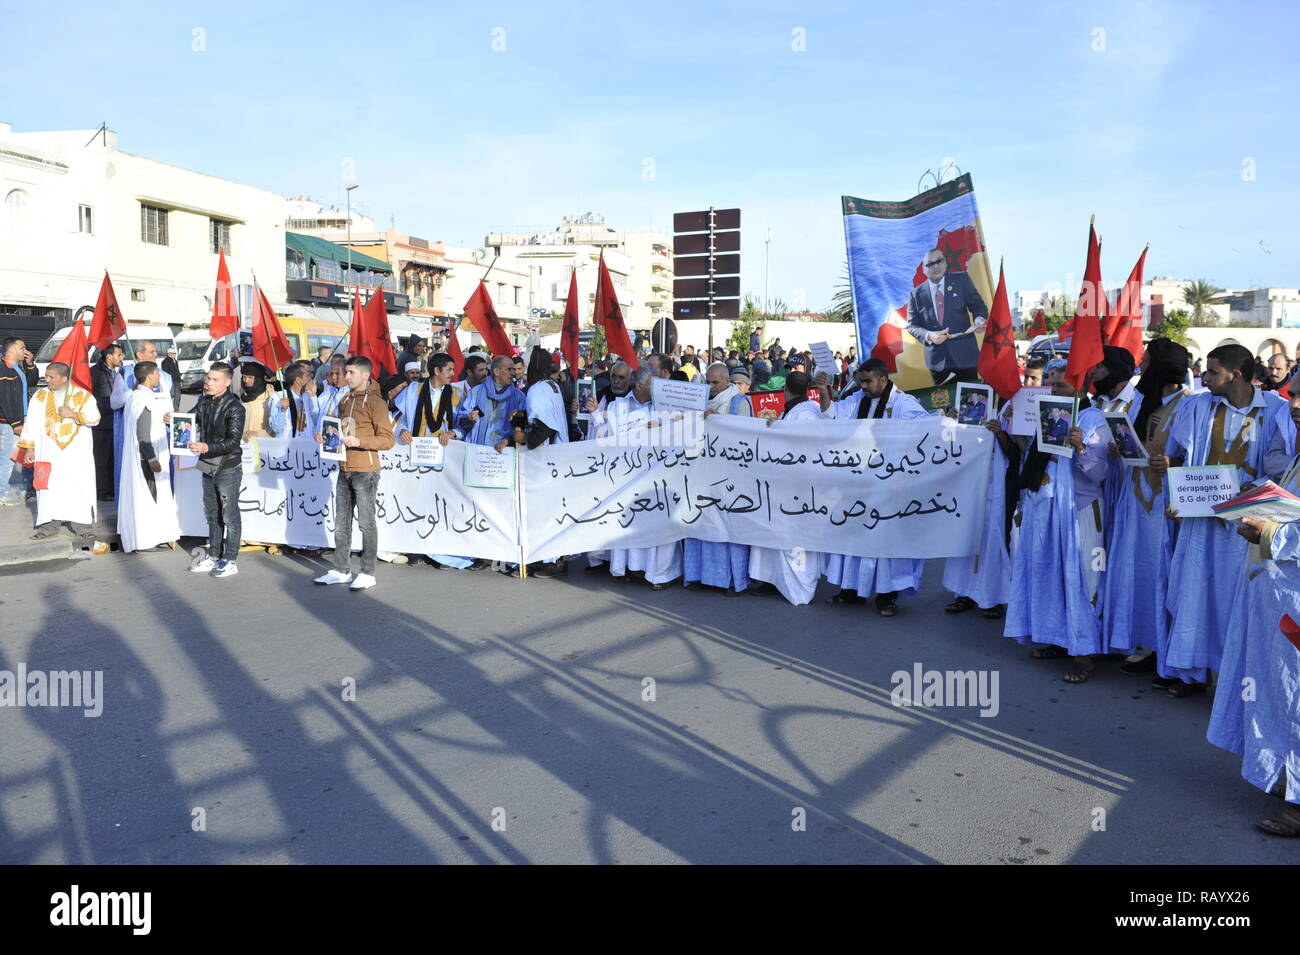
[1182,279,1224,325]
[824,262,854,322]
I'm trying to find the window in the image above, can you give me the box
[514,286,521,305]
[141,204,169,245]
[5,189,28,241]
[210,218,232,255]
[131,289,146,301]
[78,204,93,234]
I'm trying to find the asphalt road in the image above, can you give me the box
[0,548,1289,864]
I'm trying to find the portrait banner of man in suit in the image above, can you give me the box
[842,174,996,391]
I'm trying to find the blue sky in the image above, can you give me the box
[4,0,1297,309]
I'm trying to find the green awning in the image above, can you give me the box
[286,231,392,273]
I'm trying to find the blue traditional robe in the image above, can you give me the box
[458,380,527,447]
[1098,391,1187,657]
[1207,452,1300,804]
[941,435,1012,609]
[1162,388,1287,683]
[1004,434,1103,654]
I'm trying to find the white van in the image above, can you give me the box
[174,328,240,394]
[35,324,176,380]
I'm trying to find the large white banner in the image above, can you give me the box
[175,438,520,562]
[523,416,992,562]
[172,419,992,563]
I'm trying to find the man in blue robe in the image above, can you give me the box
[1208,384,1300,836]
[458,355,526,450]
[1155,344,1286,697]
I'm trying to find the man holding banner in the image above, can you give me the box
[819,359,929,617]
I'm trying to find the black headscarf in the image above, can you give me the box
[526,348,555,388]
[240,361,269,401]
[1133,338,1190,438]
[1092,345,1136,400]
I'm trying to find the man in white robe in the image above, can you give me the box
[819,359,929,616]
[18,361,100,539]
[109,339,175,496]
[587,364,682,588]
[748,371,827,605]
[118,360,179,552]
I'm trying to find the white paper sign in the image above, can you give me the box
[464,442,514,489]
[651,378,708,413]
[409,436,445,469]
[1009,386,1051,436]
[1167,465,1240,517]
[809,341,837,374]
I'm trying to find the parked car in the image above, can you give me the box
[35,323,175,381]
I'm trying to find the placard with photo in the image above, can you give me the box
[319,415,346,462]
[1034,395,1078,458]
[170,413,197,456]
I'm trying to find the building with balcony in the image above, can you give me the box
[0,122,289,349]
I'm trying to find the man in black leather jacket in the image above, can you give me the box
[189,363,246,577]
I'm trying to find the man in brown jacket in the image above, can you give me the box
[315,355,395,590]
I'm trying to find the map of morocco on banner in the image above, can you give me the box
[521,415,993,563]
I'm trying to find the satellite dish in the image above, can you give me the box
[471,248,488,262]
[651,318,677,354]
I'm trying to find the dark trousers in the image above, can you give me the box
[333,469,380,576]
[930,366,981,386]
[875,590,898,609]
[201,466,242,561]
[92,426,114,498]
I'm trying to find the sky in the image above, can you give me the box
[3,0,1298,310]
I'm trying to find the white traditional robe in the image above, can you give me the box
[589,392,681,584]
[118,387,179,552]
[525,379,570,444]
[21,384,100,525]
[748,397,826,604]
[823,387,929,599]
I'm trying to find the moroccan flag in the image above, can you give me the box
[210,249,240,340]
[1027,309,1048,338]
[346,289,368,363]
[871,306,908,371]
[463,281,516,357]
[560,269,581,374]
[51,316,93,393]
[361,289,396,377]
[1064,219,1106,392]
[87,272,126,350]
[978,261,1021,402]
[1056,317,1075,342]
[251,283,294,371]
[446,316,465,378]
[1106,246,1149,365]
[594,251,639,370]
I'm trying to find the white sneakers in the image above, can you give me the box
[315,569,353,585]
[349,573,376,590]
[211,559,238,578]
[190,557,217,573]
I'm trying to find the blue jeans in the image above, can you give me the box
[0,423,19,497]
[201,466,243,561]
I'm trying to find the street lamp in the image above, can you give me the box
[346,184,359,292]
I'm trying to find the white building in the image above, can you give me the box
[441,247,533,347]
[483,215,667,333]
[0,123,289,347]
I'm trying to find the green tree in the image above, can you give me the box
[590,322,607,361]
[1038,292,1076,335]
[1147,307,1190,345]
[729,297,763,354]
[1182,279,1225,325]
